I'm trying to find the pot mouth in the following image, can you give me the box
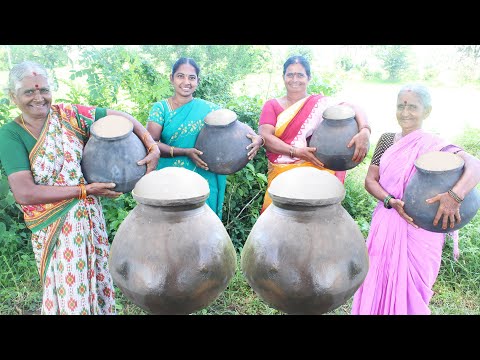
[322,105,355,121]
[268,167,345,207]
[132,167,210,206]
[414,151,464,172]
[204,108,237,126]
[132,190,209,207]
[91,115,133,141]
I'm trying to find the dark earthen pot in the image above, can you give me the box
[403,151,480,233]
[241,167,369,315]
[309,105,369,171]
[194,109,254,175]
[81,115,147,193]
[109,167,237,314]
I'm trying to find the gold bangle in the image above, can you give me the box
[170,146,175,158]
[289,146,296,158]
[78,184,87,200]
[147,143,157,153]
[258,135,266,147]
[78,185,82,200]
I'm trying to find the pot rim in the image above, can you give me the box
[203,119,237,129]
[414,152,465,173]
[131,190,209,206]
[90,117,134,141]
[269,193,345,207]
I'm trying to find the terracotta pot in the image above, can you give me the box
[403,151,480,232]
[241,167,369,314]
[81,115,146,193]
[309,105,369,171]
[194,109,254,174]
[109,167,237,314]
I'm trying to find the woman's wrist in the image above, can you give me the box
[147,143,158,154]
[289,145,297,158]
[78,184,87,200]
[447,189,463,203]
[359,124,371,135]
[383,194,395,209]
[257,134,266,147]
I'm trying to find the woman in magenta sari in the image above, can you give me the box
[351,84,480,315]
[258,55,371,212]
[0,61,160,314]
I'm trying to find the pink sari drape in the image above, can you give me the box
[260,95,345,212]
[351,129,453,315]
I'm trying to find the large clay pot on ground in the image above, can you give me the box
[241,167,369,315]
[309,105,369,171]
[109,167,237,314]
[81,115,146,193]
[194,109,254,175]
[403,151,480,233]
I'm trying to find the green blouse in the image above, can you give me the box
[0,107,107,176]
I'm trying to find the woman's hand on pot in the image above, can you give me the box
[347,130,369,163]
[137,145,160,174]
[296,147,325,168]
[426,192,462,230]
[391,198,419,228]
[86,183,122,198]
[186,148,209,170]
[246,133,263,160]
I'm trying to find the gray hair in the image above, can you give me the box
[7,61,52,94]
[398,83,432,112]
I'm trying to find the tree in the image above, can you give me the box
[140,45,272,83]
[0,45,75,71]
[457,45,480,65]
[373,45,411,81]
[285,45,314,63]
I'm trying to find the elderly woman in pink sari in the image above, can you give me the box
[0,61,160,314]
[351,83,480,315]
[258,55,371,212]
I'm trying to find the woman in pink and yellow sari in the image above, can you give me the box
[0,61,160,314]
[258,55,371,212]
[351,84,480,315]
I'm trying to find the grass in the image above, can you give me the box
[2,148,479,315]
[2,232,479,315]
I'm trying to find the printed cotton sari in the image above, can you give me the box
[351,129,457,315]
[23,104,115,315]
[148,98,226,218]
[261,94,346,212]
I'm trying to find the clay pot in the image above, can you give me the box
[194,109,254,175]
[403,151,480,233]
[309,105,369,171]
[241,167,369,315]
[109,167,237,314]
[81,115,146,193]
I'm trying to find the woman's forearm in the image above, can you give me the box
[451,151,480,199]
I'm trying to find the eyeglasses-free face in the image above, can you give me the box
[283,63,309,94]
[285,72,307,79]
[396,92,431,133]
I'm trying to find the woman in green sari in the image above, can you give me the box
[147,57,264,219]
[0,61,160,314]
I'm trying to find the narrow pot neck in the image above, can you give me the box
[323,118,355,127]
